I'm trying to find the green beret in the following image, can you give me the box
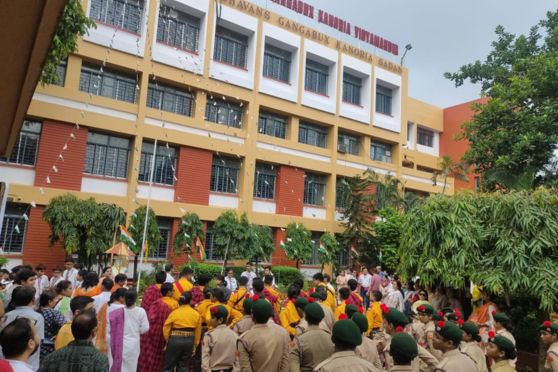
[493,312,510,323]
[446,312,459,321]
[416,304,434,315]
[332,319,362,347]
[381,305,409,327]
[351,313,368,334]
[441,307,453,314]
[295,297,309,309]
[461,322,479,338]
[432,312,442,321]
[435,321,462,345]
[309,292,322,300]
[252,298,272,323]
[539,320,558,334]
[489,334,517,360]
[243,298,253,315]
[210,305,228,320]
[390,333,418,362]
[305,302,325,322]
[345,304,359,318]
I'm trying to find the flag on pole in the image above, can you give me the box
[143,240,149,259]
[196,236,205,260]
[351,245,358,256]
[279,240,286,249]
[318,242,326,254]
[119,225,136,251]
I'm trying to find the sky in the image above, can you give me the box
[249,0,558,107]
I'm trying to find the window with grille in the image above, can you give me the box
[205,223,223,261]
[370,141,392,163]
[138,142,176,185]
[156,5,200,52]
[258,111,287,139]
[375,84,392,115]
[147,81,194,116]
[336,247,349,268]
[338,132,360,155]
[335,178,349,210]
[149,218,171,259]
[253,163,276,200]
[343,73,362,105]
[84,132,130,178]
[210,156,240,194]
[0,121,41,166]
[417,128,434,147]
[304,173,326,206]
[0,203,28,254]
[305,59,329,95]
[299,121,327,148]
[54,60,67,86]
[79,64,137,103]
[213,26,248,68]
[89,0,144,34]
[263,44,291,82]
[307,232,322,265]
[205,99,243,128]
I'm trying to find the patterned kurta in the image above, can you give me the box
[39,307,66,360]
[138,299,173,372]
[140,284,161,314]
[41,340,109,372]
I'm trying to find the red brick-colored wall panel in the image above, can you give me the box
[175,147,213,205]
[275,165,304,216]
[441,99,487,191]
[271,228,296,267]
[23,206,66,275]
[34,121,88,190]
[169,218,188,266]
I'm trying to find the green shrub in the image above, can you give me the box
[272,266,304,287]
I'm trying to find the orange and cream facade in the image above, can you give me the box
[0,0,475,273]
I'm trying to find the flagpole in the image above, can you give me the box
[136,138,157,292]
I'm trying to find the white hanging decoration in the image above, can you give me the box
[30,200,37,208]
[52,165,58,173]
[22,213,29,221]
[45,176,51,184]
[14,225,20,234]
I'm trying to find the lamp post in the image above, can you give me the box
[400,44,413,66]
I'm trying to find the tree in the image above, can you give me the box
[43,194,125,269]
[212,210,251,271]
[282,223,313,269]
[374,207,405,273]
[41,0,96,85]
[173,212,204,257]
[127,206,161,280]
[432,155,469,194]
[317,232,340,272]
[445,11,558,191]
[249,224,274,262]
[398,189,558,311]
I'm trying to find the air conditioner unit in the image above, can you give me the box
[337,144,347,153]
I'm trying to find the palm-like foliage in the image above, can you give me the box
[432,155,469,194]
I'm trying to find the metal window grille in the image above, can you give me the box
[338,132,360,155]
[138,142,176,185]
[342,73,361,105]
[263,44,291,82]
[150,218,170,259]
[210,156,240,194]
[335,178,349,210]
[375,85,392,115]
[258,111,287,139]
[205,224,223,261]
[308,232,322,265]
[89,0,144,34]
[0,203,28,254]
[54,60,67,86]
[213,27,248,68]
[147,81,194,116]
[79,64,137,103]
[205,99,243,128]
[370,141,392,163]
[298,121,327,148]
[417,128,434,147]
[0,121,41,166]
[305,59,328,94]
[84,132,130,178]
[336,248,349,267]
[304,173,326,206]
[253,163,276,200]
[156,5,200,52]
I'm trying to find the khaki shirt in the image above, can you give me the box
[237,323,290,372]
[545,342,558,371]
[491,360,516,372]
[289,326,334,372]
[356,336,383,369]
[319,303,335,332]
[460,341,488,372]
[296,318,309,336]
[435,348,477,372]
[382,335,438,372]
[391,367,415,372]
[202,324,238,371]
[233,315,255,335]
[314,350,381,372]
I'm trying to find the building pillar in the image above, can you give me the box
[275,165,304,216]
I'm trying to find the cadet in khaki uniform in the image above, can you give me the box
[493,312,516,345]
[351,312,383,369]
[289,301,334,372]
[390,332,419,372]
[414,304,443,360]
[313,318,380,372]
[310,291,335,332]
[233,296,255,336]
[294,297,310,335]
[237,296,290,372]
[432,321,476,372]
[460,322,488,372]
[202,305,238,372]
[539,321,558,372]
[486,333,516,372]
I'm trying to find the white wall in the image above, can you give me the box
[152,0,209,74]
[81,177,128,196]
[0,166,35,186]
[136,184,175,202]
[209,193,239,208]
[301,40,338,114]
[416,127,440,156]
[303,206,326,219]
[339,54,371,124]
[373,67,402,133]
[252,199,276,214]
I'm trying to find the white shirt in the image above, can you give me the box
[3,306,45,371]
[92,291,112,313]
[62,268,78,287]
[240,271,257,291]
[358,273,372,288]
[7,359,35,372]
[224,277,237,291]
[165,272,175,284]
[49,276,63,288]
[107,306,149,372]
[34,274,49,299]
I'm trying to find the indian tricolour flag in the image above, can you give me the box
[196,236,206,260]
[279,240,286,249]
[119,225,136,250]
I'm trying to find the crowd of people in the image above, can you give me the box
[0,261,556,372]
